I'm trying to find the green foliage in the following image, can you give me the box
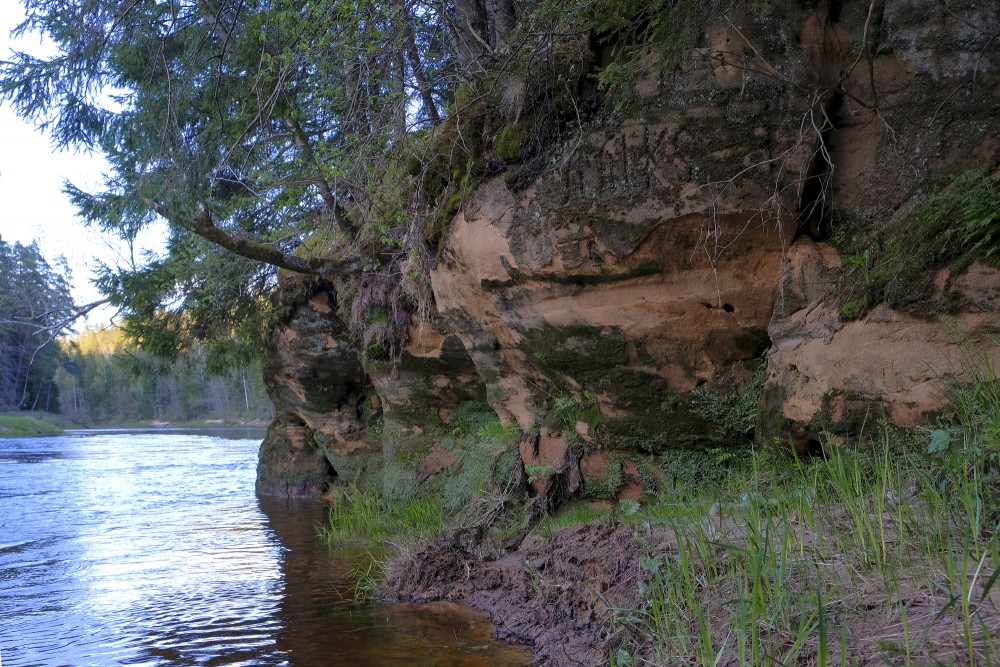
[346,550,388,602]
[363,405,522,521]
[322,487,445,546]
[441,433,508,515]
[343,403,530,577]
[320,486,445,601]
[659,447,734,486]
[839,172,1000,317]
[582,453,627,500]
[951,176,1000,262]
[534,500,613,539]
[447,401,499,437]
[0,0,794,369]
[604,454,626,495]
[529,0,778,115]
[841,248,873,287]
[492,123,527,162]
[545,391,603,433]
[599,435,903,664]
[525,463,560,484]
[55,325,272,425]
[2,0,454,356]
[0,237,75,412]
[619,498,641,516]
[601,338,1000,664]
[476,418,522,447]
[690,364,765,439]
[924,332,1000,542]
[634,457,659,493]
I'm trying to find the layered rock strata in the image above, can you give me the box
[259,0,1000,497]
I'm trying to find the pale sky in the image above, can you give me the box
[0,2,166,326]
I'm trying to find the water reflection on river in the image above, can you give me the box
[0,429,530,667]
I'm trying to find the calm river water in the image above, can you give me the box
[0,429,530,667]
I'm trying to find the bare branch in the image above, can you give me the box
[146,199,366,277]
[0,299,109,335]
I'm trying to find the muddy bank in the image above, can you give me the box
[386,521,667,666]
[386,486,1000,667]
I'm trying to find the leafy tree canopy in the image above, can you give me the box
[0,0,559,362]
[3,0,683,363]
[56,324,272,424]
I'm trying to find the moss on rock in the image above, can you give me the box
[520,324,629,382]
[837,172,1000,318]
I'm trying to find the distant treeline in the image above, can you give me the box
[0,235,272,425]
[0,238,75,412]
[55,327,273,425]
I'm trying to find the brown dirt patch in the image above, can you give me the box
[384,521,673,666]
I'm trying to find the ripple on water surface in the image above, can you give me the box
[0,430,530,667]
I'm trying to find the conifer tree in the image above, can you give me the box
[0,238,75,410]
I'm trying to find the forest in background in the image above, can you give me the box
[0,234,271,425]
[55,326,271,426]
[0,237,74,413]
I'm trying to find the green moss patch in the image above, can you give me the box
[520,324,628,382]
[493,122,527,162]
[598,363,765,455]
[838,172,1000,318]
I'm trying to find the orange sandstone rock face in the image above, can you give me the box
[762,244,1000,443]
[365,314,485,425]
[258,0,1000,499]
[259,283,488,496]
[430,156,798,431]
[748,0,1000,445]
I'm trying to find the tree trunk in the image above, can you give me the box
[394,43,408,140]
[241,367,251,411]
[405,14,441,125]
[486,0,515,47]
[285,116,357,237]
[450,0,490,69]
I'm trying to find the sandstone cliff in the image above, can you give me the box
[258,0,1000,499]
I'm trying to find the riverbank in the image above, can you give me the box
[0,412,66,436]
[325,409,1000,666]
[388,438,1000,666]
[79,418,270,429]
[0,413,270,436]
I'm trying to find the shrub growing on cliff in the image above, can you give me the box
[839,172,1000,318]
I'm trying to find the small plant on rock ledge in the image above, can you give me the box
[838,172,1000,319]
[525,463,561,484]
[545,390,603,435]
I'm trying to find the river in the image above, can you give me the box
[0,429,531,667]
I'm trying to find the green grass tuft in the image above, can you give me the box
[839,172,1000,317]
[0,414,64,437]
[319,487,445,601]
